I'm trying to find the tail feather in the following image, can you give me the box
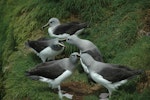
[25,71,40,80]
[80,22,89,28]
[28,75,40,80]
[25,40,38,48]
[134,69,144,75]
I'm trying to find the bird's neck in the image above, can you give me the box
[82,57,94,68]
[51,25,58,30]
[76,39,90,51]
[68,59,77,71]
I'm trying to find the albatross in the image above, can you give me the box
[78,52,143,99]
[65,35,103,73]
[25,52,80,100]
[42,17,88,38]
[25,37,65,62]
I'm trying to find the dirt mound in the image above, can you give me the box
[138,9,150,36]
[143,9,150,32]
[61,82,103,100]
[59,70,150,99]
[137,70,150,92]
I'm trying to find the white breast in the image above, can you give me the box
[53,70,72,88]
[90,71,127,91]
[48,27,54,37]
[39,46,64,62]
[80,51,89,73]
[90,71,116,91]
[80,58,89,73]
[39,70,72,89]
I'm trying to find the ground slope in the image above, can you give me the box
[0,0,150,100]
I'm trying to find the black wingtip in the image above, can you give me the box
[28,75,40,80]
[25,71,40,80]
[135,69,145,75]
[80,22,90,28]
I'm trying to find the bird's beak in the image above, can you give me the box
[58,38,66,42]
[41,22,49,30]
[58,43,65,47]
[76,53,80,57]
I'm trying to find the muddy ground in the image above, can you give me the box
[51,70,150,100]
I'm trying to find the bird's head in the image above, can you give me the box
[42,17,60,29]
[69,52,80,64]
[49,17,60,27]
[66,35,79,45]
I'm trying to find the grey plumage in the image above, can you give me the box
[25,52,79,79]
[66,35,103,62]
[66,35,103,78]
[25,61,66,80]
[79,53,143,98]
[42,18,88,38]
[25,52,79,100]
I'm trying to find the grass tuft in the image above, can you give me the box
[0,0,150,100]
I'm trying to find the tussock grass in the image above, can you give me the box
[0,0,150,100]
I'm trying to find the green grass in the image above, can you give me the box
[110,87,150,100]
[111,36,150,69]
[0,0,150,100]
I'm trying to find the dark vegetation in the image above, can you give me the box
[0,0,150,100]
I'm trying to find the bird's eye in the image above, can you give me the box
[67,39,70,41]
